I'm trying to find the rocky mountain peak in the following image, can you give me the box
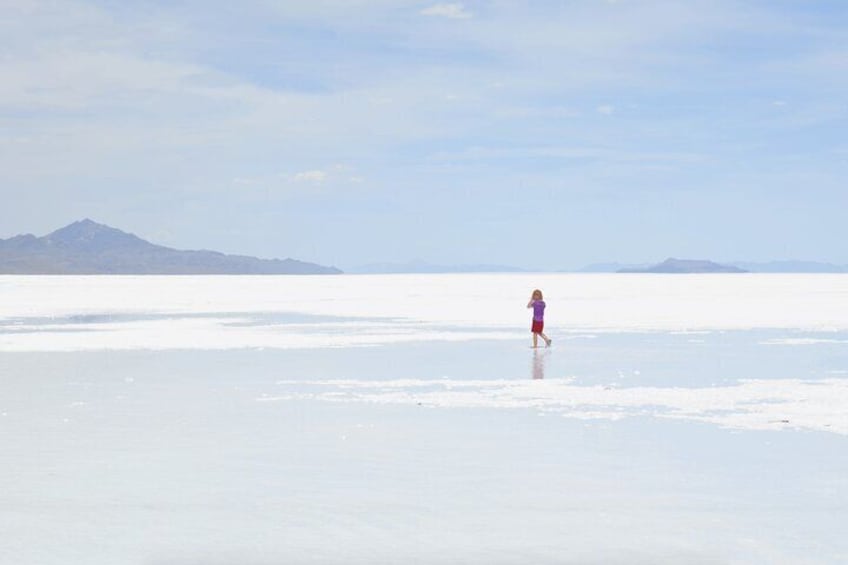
[44,219,152,252]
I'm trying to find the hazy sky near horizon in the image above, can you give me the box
[2,0,847,269]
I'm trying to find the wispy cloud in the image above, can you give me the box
[292,170,328,183]
[232,165,367,191]
[420,3,472,19]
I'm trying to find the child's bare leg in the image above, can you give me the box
[532,333,538,348]
[540,332,551,346]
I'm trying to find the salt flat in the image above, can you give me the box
[1,274,846,564]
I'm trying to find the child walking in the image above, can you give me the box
[527,289,552,348]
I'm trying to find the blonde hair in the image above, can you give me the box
[532,289,543,300]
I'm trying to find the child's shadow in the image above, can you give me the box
[531,348,550,380]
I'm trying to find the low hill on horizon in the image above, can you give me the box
[619,258,747,273]
[577,260,847,273]
[0,219,341,275]
[349,261,527,274]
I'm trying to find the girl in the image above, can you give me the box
[527,289,552,348]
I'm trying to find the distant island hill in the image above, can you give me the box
[617,258,747,273]
[0,220,341,275]
[581,259,846,273]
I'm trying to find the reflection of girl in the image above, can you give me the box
[526,289,552,348]
[532,349,548,380]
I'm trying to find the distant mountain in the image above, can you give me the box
[349,261,527,274]
[619,258,747,273]
[577,259,846,273]
[729,260,846,273]
[0,219,341,274]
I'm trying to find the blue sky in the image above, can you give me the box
[2,0,847,269]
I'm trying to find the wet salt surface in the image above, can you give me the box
[1,275,846,563]
[1,341,847,564]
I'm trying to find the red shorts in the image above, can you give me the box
[531,320,544,333]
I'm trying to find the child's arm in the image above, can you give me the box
[526,299,535,308]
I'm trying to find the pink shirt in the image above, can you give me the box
[532,300,546,321]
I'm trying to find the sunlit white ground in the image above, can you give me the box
[1,274,847,564]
